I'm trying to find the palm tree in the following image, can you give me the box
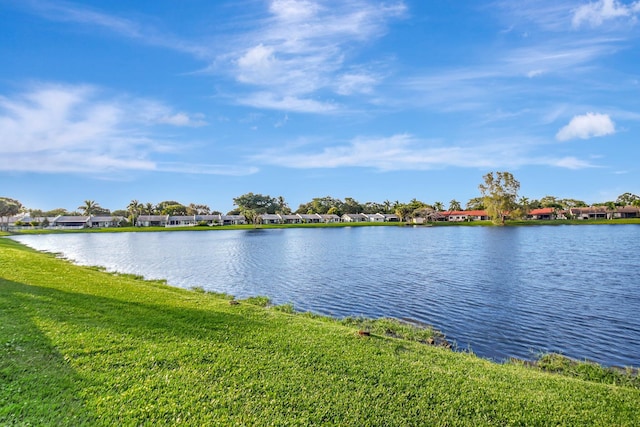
[78,200,100,216]
[519,196,531,219]
[394,205,412,223]
[127,200,142,226]
[448,199,462,211]
[433,201,444,212]
[605,201,616,220]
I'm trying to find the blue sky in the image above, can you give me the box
[1,0,639,213]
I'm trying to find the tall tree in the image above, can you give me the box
[161,204,187,216]
[233,193,280,214]
[342,197,363,214]
[616,192,640,206]
[0,197,22,231]
[187,203,210,215]
[394,204,412,222]
[78,200,100,216]
[433,201,444,212]
[517,196,531,219]
[276,196,291,214]
[478,171,520,225]
[143,203,156,215]
[242,208,258,225]
[127,200,142,226]
[448,199,462,211]
[466,197,485,210]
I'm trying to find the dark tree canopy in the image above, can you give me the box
[233,193,283,215]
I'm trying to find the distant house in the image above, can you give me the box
[167,215,197,227]
[440,210,489,222]
[89,216,124,228]
[570,206,640,220]
[318,214,341,223]
[137,215,169,227]
[365,213,386,222]
[341,213,368,222]
[383,214,400,222]
[570,207,608,220]
[52,215,91,229]
[279,214,302,224]
[297,213,322,223]
[258,214,281,224]
[220,215,246,225]
[613,207,640,219]
[195,214,220,225]
[527,208,558,220]
[7,214,52,229]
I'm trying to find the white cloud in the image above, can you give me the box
[237,92,339,114]
[572,0,640,28]
[221,0,406,112]
[20,0,209,57]
[252,133,594,170]
[269,0,321,21]
[0,83,248,175]
[334,72,380,95]
[158,112,207,127]
[556,112,616,140]
[549,156,597,169]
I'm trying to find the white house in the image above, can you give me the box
[341,213,368,222]
[365,213,386,222]
[297,213,322,223]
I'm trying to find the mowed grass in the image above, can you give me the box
[1,238,639,426]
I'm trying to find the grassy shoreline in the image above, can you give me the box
[2,238,639,425]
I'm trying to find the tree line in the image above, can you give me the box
[2,172,640,228]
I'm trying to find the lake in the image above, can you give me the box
[9,224,640,367]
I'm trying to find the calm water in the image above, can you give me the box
[10,225,640,367]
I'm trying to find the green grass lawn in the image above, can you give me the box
[1,238,639,426]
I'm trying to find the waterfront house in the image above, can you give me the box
[440,210,489,222]
[220,215,246,225]
[318,214,341,223]
[137,215,169,227]
[89,216,124,228]
[279,214,302,224]
[365,213,386,222]
[383,214,400,222]
[527,208,558,220]
[195,214,221,225]
[52,215,91,229]
[168,216,197,227]
[341,213,368,222]
[612,207,640,219]
[297,213,322,223]
[570,207,608,220]
[258,214,281,224]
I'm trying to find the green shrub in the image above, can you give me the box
[242,295,271,307]
[273,302,295,313]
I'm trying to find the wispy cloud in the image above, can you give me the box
[572,0,640,28]
[556,112,616,140]
[16,0,210,57]
[0,83,254,175]
[252,133,596,170]
[216,0,406,112]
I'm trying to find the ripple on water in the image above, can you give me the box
[10,225,640,367]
